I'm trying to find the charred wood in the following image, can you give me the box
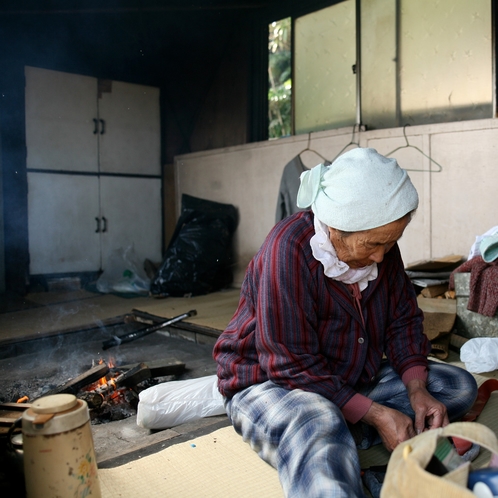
[43,363,109,397]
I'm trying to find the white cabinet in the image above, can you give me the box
[25,67,99,173]
[25,66,162,276]
[99,176,162,271]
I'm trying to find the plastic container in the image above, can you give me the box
[22,393,101,498]
[468,468,498,497]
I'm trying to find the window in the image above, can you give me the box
[268,18,292,139]
[288,0,493,134]
[294,0,357,134]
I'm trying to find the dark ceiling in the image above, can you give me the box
[0,1,335,84]
[0,1,274,85]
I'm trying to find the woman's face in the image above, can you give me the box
[328,216,411,269]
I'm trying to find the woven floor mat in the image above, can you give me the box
[98,362,498,497]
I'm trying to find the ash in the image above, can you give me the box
[0,322,218,423]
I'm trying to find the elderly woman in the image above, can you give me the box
[213,148,477,498]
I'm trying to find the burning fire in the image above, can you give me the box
[94,357,117,388]
[87,357,127,402]
[13,356,139,423]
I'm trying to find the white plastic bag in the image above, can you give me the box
[136,375,226,429]
[96,245,150,294]
[460,338,498,373]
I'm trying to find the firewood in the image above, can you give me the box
[112,358,185,378]
[96,363,151,394]
[0,402,32,411]
[44,363,109,396]
[79,392,105,409]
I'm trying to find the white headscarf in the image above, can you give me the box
[297,148,419,231]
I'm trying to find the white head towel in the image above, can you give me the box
[297,147,419,231]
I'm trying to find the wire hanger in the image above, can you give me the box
[299,133,331,165]
[331,123,361,163]
[385,124,443,172]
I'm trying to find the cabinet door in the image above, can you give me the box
[99,176,162,269]
[25,66,99,173]
[98,81,160,176]
[27,173,101,274]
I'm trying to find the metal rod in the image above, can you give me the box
[102,310,197,350]
[395,0,401,127]
[355,0,362,126]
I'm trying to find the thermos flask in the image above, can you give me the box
[22,393,101,497]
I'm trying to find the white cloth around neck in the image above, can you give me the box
[310,216,378,291]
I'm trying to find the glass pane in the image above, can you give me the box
[400,0,492,125]
[294,0,356,134]
[269,18,292,139]
[361,0,398,129]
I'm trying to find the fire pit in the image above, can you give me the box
[0,315,220,497]
[0,313,218,424]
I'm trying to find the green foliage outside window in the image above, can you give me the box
[269,18,292,139]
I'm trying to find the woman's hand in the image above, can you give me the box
[406,378,449,434]
[361,402,417,452]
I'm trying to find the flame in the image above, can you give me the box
[85,358,125,400]
[98,357,115,368]
[95,366,118,391]
[17,396,29,403]
[93,357,116,387]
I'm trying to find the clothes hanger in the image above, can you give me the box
[298,133,331,165]
[385,124,443,172]
[330,124,361,163]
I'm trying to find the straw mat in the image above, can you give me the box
[98,358,498,498]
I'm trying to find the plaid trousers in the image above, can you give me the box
[225,361,477,498]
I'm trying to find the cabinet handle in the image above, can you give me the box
[95,217,101,233]
[100,119,105,135]
[93,118,99,134]
[102,216,107,233]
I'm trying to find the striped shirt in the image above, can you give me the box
[213,210,430,423]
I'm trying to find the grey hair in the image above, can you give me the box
[334,210,416,238]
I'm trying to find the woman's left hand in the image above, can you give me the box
[406,378,450,434]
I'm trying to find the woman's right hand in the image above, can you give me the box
[361,401,417,452]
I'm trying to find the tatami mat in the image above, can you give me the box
[0,294,152,344]
[132,288,241,331]
[0,289,241,345]
[98,425,284,498]
[98,361,498,497]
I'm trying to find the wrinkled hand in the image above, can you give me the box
[406,378,449,434]
[361,402,417,452]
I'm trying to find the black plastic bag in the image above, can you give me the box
[150,194,238,297]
